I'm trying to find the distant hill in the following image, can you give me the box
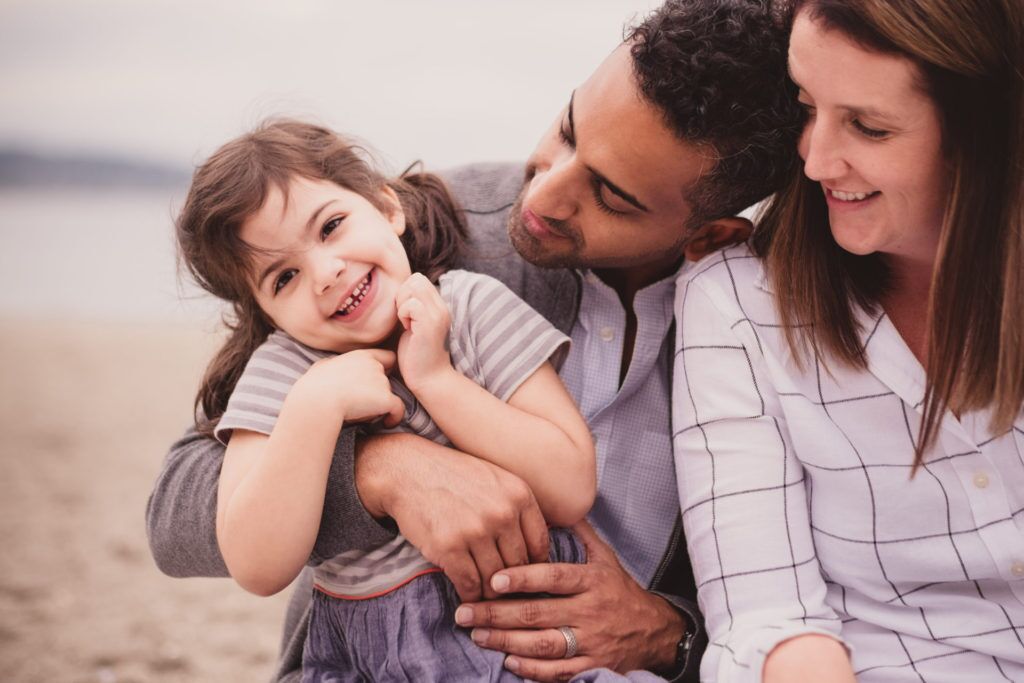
[0,149,190,190]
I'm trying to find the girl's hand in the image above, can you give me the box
[300,348,404,427]
[396,273,455,392]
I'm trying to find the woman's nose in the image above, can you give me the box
[799,118,848,182]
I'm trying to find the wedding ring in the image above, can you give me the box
[558,625,579,658]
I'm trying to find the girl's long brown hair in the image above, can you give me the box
[176,119,467,435]
[753,0,1024,466]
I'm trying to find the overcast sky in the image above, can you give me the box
[0,0,660,171]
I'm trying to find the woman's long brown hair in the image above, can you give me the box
[176,119,467,435]
[753,0,1024,467]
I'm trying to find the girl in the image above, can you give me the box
[176,119,596,681]
[674,0,1023,681]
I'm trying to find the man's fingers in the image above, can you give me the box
[471,627,580,660]
[491,561,588,597]
[456,595,570,629]
[520,504,550,564]
[439,551,483,602]
[504,655,597,683]
[495,526,529,570]
[470,538,507,600]
[570,519,615,563]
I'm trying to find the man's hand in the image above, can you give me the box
[455,521,685,682]
[355,433,550,601]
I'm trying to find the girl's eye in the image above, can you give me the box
[321,216,344,239]
[798,101,816,118]
[273,269,296,295]
[852,119,889,139]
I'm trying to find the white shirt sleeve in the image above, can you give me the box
[673,265,847,682]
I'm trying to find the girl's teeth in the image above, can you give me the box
[335,273,372,316]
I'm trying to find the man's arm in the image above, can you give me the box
[145,423,397,577]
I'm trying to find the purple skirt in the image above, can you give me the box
[302,527,585,682]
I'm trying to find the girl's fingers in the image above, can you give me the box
[382,394,405,428]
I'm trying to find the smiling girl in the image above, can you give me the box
[175,119,595,681]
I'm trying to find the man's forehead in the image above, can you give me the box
[572,44,711,210]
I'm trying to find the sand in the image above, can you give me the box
[0,316,292,682]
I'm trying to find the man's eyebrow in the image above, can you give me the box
[255,199,334,290]
[592,170,649,212]
[568,90,648,212]
[567,91,576,137]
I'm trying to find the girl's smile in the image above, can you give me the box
[240,176,412,353]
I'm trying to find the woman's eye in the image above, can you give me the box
[853,119,889,139]
[273,269,296,295]
[321,216,343,239]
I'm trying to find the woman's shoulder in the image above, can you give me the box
[676,243,776,322]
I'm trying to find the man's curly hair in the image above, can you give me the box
[628,0,803,226]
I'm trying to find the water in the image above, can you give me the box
[0,187,222,324]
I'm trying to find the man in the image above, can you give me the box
[146,1,800,680]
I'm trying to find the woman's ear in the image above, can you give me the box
[380,185,406,236]
[683,216,753,262]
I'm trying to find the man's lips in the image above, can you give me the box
[522,209,568,240]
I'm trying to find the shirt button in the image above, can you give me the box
[599,327,615,342]
[1012,562,1024,578]
[973,472,990,489]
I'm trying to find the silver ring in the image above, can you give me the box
[558,625,579,658]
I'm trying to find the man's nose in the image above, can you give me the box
[525,152,580,222]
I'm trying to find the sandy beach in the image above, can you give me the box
[0,316,291,682]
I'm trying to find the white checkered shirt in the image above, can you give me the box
[673,245,1024,682]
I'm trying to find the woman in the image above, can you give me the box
[673,0,1023,681]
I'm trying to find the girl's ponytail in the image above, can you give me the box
[390,167,468,283]
[194,301,273,436]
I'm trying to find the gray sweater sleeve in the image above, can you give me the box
[145,423,397,577]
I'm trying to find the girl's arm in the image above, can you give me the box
[413,362,595,527]
[396,273,595,527]
[216,349,403,596]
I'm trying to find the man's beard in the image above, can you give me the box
[506,189,586,270]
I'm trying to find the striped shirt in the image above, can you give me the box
[216,269,569,597]
[673,245,1024,682]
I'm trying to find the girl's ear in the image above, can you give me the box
[380,185,406,236]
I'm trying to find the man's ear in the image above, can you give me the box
[683,216,753,262]
[380,184,407,236]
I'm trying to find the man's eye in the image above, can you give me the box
[558,121,575,148]
[321,216,343,239]
[273,269,296,294]
[592,182,629,216]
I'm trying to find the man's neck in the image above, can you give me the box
[593,256,682,386]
